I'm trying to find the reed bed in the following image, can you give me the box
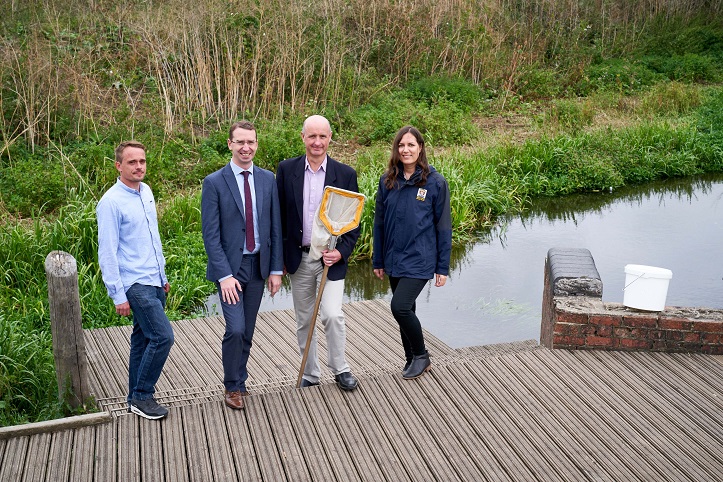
[1,0,721,148]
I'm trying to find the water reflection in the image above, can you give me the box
[208,174,723,349]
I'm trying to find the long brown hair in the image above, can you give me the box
[384,126,429,189]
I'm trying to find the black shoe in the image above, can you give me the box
[300,378,320,388]
[335,371,358,391]
[403,352,431,380]
[130,397,168,420]
[403,358,412,372]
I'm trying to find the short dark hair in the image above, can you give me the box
[115,141,146,164]
[229,120,256,140]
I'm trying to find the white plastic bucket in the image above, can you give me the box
[623,264,673,311]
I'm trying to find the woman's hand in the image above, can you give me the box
[373,268,385,280]
[434,273,447,287]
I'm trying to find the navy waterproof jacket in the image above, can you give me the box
[372,165,452,279]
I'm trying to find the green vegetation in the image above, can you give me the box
[1,0,723,425]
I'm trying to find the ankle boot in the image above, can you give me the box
[403,352,431,379]
[403,357,412,373]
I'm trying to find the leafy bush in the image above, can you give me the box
[515,68,563,100]
[642,54,720,82]
[576,59,663,96]
[255,118,306,171]
[344,90,477,146]
[405,75,487,112]
[0,152,71,216]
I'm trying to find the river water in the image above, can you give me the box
[207,174,723,349]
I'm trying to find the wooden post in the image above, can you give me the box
[44,250,91,409]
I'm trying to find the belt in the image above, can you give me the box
[301,245,311,253]
[243,252,259,257]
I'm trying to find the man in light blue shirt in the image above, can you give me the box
[97,140,174,420]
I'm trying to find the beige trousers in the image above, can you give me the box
[290,252,350,383]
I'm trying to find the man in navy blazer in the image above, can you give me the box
[276,115,361,391]
[201,120,283,410]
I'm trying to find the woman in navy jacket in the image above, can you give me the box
[373,126,452,379]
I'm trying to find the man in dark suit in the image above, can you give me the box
[276,115,361,391]
[201,120,283,410]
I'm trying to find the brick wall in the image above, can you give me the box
[541,248,723,355]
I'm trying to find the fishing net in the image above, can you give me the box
[308,186,365,259]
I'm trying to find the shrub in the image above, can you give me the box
[405,75,487,112]
[640,82,702,116]
[540,99,595,132]
[576,59,663,96]
[642,54,720,82]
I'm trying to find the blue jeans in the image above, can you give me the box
[126,284,174,402]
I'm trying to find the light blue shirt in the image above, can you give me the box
[220,161,282,281]
[97,179,168,305]
[229,161,260,255]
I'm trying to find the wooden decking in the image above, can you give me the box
[1,299,722,481]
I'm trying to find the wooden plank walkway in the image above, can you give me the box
[1,299,722,481]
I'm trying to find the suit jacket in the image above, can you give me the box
[276,155,361,281]
[201,163,283,283]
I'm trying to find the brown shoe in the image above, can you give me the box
[224,390,244,410]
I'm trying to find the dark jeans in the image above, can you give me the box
[219,254,265,392]
[126,284,175,403]
[389,276,429,359]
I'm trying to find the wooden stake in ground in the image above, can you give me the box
[45,250,91,410]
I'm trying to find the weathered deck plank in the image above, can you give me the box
[69,425,96,482]
[21,432,49,482]
[201,403,238,481]
[222,401,264,481]
[279,389,339,481]
[0,436,29,481]
[118,413,140,481]
[138,416,164,482]
[565,350,713,481]
[244,393,288,480]
[46,429,72,481]
[93,420,116,481]
[309,385,384,481]
[415,367,514,482]
[590,351,723,459]
[161,407,189,482]
[495,353,621,481]
[472,357,593,482]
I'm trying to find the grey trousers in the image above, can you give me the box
[290,252,350,383]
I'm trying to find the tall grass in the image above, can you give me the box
[1,0,721,147]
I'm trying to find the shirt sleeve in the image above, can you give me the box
[434,175,452,276]
[96,198,128,305]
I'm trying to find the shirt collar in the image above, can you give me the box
[116,177,143,194]
[230,160,254,176]
[304,155,327,173]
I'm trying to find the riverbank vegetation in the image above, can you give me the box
[1,0,723,425]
